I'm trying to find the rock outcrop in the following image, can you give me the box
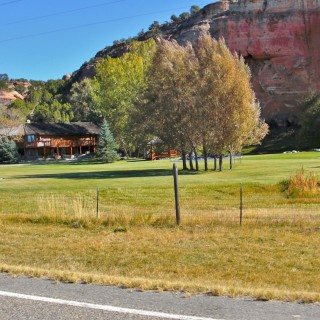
[73,0,320,125]
[0,90,24,101]
[0,90,24,107]
[0,80,30,107]
[171,0,320,124]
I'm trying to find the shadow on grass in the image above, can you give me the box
[17,168,198,180]
[29,159,157,166]
[29,160,106,166]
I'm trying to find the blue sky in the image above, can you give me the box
[0,0,213,81]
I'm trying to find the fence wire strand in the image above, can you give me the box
[0,186,319,225]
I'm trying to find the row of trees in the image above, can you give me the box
[85,34,268,169]
[114,5,201,48]
[134,35,268,170]
[3,34,268,168]
[170,5,201,23]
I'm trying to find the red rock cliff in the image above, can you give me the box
[173,0,320,124]
[73,0,320,125]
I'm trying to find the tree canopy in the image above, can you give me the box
[69,78,99,122]
[93,39,156,155]
[135,34,268,169]
[3,33,268,166]
[9,79,74,123]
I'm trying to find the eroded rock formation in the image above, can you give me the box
[172,0,320,124]
[0,81,30,107]
[74,0,320,125]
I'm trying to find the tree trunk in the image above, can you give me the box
[219,154,223,171]
[229,152,233,170]
[121,139,129,158]
[189,152,194,170]
[123,147,129,159]
[182,150,188,170]
[213,156,217,171]
[203,145,208,171]
[193,147,199,171]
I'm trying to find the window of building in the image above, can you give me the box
[27,135,35,143]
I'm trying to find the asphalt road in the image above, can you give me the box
[0,273,319,320]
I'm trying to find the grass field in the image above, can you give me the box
[0,152,320,302]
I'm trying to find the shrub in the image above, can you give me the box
[288,168,318,196]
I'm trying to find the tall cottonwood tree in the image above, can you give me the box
[193,35,268,170]
[136,39,199,169]
[138,34,267,170]
[69,78,100,122]
[93,39,156,156]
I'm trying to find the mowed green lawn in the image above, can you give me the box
[0,152,319,302]
[1,151,319,189]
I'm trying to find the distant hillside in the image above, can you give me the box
[70,0,320,128]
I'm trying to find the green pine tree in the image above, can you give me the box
[0,138,20,164]
[97,120,119,163]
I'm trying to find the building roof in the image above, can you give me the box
[0,124,24,137]
[24,122,100,136]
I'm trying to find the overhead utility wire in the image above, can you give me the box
[0,0,22,6]
[0,5,197,43]
[0,0,129,27]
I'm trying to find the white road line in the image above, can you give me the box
[0,290,224,320]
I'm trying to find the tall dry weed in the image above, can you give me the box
[37,194,95,222]
[288,168,319,196]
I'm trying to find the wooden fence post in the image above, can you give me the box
[173,163,181,226]
[240,183,243,225]
[96,187,99,219]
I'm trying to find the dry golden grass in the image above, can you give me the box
[0,208,319,302]
[1,155,320,302]
[288,168,319,196]
[36,194,96,220]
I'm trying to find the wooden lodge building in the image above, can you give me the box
[21,122,100,160]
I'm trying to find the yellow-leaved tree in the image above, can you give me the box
[137,34,268,170]
[193,35,268,170]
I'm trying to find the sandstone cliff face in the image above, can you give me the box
[0,81,30,107]
[74,0,320,125]
[172,0,320,124]
[0,90,24,101]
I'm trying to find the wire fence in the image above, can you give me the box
[0,185,319,226]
